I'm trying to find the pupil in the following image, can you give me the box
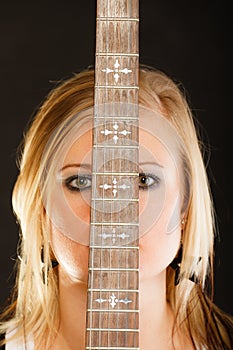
[141,175,147,184]
[78,178,85,186]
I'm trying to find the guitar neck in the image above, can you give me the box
[86,0,139,348]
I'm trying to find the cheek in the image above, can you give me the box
[139,176,182,278]
[139,225,181,278]
[65,190,91,223]
[48,188,91,246]
[51,227,89,282]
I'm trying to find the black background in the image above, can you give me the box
[0,1,232,316]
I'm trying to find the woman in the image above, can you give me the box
[0,66,232,349]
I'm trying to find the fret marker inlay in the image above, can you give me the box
[100,122,131,144]
[99,177,130,197]
[101,58,132,83]
[98,228,130,243]
[95,293,133,308]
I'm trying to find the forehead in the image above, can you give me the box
[61,106,181,169]
[45,105,183,173]
[63,127,179,168]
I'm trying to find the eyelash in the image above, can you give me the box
[65,175,92,192]
[64,173,160,192]
[139,173,160,190]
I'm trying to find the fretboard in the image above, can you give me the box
[85,0,139,349]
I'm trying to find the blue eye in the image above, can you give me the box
[139,173,160,189]
[65,175,92,192]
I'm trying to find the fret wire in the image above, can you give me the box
[86,328,139,332]
[95,85,139,89]
[96,17,139,22]
[88,268,139,272]
[90,222,139,226]
[87,309,139,313]
[93,145,139,149]
[91,198,139,202]
[89,246,139,250]
[94,172,139,175]
[96,52,139,57]
[94,116,138,119]
[86,348,139,350]
[88,289,139,292]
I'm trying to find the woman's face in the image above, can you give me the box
[50,109,183,283]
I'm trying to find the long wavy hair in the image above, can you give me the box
[0,66,232,349]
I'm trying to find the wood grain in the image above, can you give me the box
[86,0,140,348]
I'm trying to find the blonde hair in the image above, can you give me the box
[0,67,232,348]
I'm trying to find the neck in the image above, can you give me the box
[53,266,175,350]
[53,266,88,350]
[139,272,174,349]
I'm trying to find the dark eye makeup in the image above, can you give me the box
[64,174,92,192]
[64,173,160,192]
[139,173,160,190]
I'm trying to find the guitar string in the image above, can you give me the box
[127,10,136,347]
[132,16,138,345]
[134,11,139,345]
[106,2,110,348]
[114,3,120,349]
[125,15,129,347]
[99,1,106,347]
[92,2,101,347]
[100,3,107,347]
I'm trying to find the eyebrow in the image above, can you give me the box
[62,161,163,171]
[139,161,163,168]
[61,163,91,171]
